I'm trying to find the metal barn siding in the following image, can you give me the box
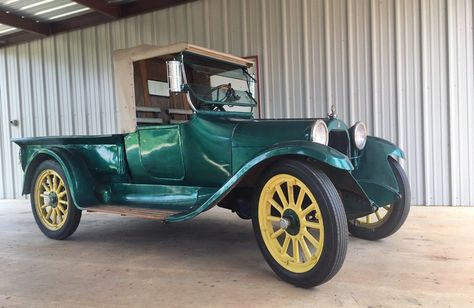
[447,0,474,205]
[0,0,473,205]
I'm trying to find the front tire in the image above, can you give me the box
[252,160,348,288]
[30,160,82,240]
[348,157,411,240]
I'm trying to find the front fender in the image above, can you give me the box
[166,141,353,223]
[259,141,355,171]
[352,136,405,206]
[22,147,100,209]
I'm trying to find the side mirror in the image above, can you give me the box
[166,60,184,93]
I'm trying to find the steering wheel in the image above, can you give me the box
[205,83,241,111]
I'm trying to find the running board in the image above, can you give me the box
[86,205,179,221]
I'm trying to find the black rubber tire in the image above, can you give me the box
[30,160,82,240]
[348,157,411,240]
[252,160,348,288]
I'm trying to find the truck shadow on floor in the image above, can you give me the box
[63,212,267,274]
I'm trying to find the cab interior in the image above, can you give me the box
[133,55,193,126]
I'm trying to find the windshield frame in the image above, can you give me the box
[179,51,257,116]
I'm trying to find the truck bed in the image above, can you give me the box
[13,134,125,146]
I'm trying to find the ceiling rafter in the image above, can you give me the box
[72,0,122,19]
[0,0,198,47]
[0,10,51,36]
[121,0,194,17]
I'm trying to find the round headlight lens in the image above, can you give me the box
[311,120,329,145]
[352,121,367,150]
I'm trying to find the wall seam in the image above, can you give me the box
[446,0,454,205]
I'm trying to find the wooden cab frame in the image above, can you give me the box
[112,43,254,133]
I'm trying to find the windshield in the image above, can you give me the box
[182,52,257,115]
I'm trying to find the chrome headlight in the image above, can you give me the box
[311,120,329,145]
[351,121,367,150]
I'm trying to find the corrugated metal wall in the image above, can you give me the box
[1,0,473,205]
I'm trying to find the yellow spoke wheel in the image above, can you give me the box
[30,160,82,240]
[34,169,69,231]
[258,174,324,273]
[252,160,348,288]
[351,205,393,229]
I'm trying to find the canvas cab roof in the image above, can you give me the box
[113,42,254,68]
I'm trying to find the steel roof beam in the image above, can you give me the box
[121,0,195,17]
[72,0,121,19]
[0,10,51,36]
[0,0,198,47]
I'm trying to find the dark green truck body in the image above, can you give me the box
[14,112,404,223]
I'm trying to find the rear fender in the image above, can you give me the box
[22,147,100,209]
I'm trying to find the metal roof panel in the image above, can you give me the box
[0,0,90,32]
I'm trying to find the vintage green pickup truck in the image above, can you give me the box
[13,43,410,288]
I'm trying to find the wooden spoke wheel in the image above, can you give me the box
[351,205,394,229]
[252,160,348,288]
[31,160,82,240]
[258,174,325,273]
[348,157,411,240]
[34,169,69,231]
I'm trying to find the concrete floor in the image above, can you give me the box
[0,200,473,308]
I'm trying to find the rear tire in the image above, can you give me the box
[252,160,348,288]
[30,160,82,240]
[348,157,410,240]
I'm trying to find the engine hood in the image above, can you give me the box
[232,118,317,147]
[231,117,351,148]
